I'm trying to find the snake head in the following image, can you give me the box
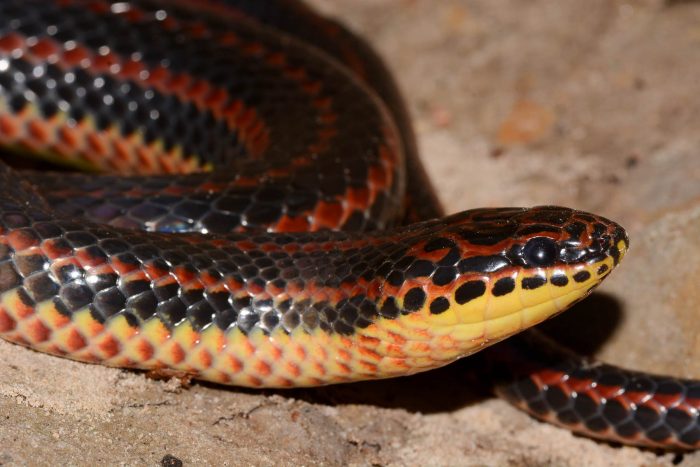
[365,205,628,375]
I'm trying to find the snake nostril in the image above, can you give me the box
[596,236,610,250]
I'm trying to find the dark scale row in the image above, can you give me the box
[32,164,385,233]
[0,51,245,167]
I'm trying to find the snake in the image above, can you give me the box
[0,0,696,452]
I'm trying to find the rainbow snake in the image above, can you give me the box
[0,0,697,451]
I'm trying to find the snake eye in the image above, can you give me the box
[522,237,559,266]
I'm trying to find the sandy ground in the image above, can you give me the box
[2,0,700,465]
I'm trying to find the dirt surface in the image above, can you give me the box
[2,0,700,465]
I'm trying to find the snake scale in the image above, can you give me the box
[0,0,697,451]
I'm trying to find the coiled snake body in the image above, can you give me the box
[0,0,696,450]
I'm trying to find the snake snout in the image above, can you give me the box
[581,213,629,267]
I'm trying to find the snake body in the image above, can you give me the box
[0,0,695,451]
